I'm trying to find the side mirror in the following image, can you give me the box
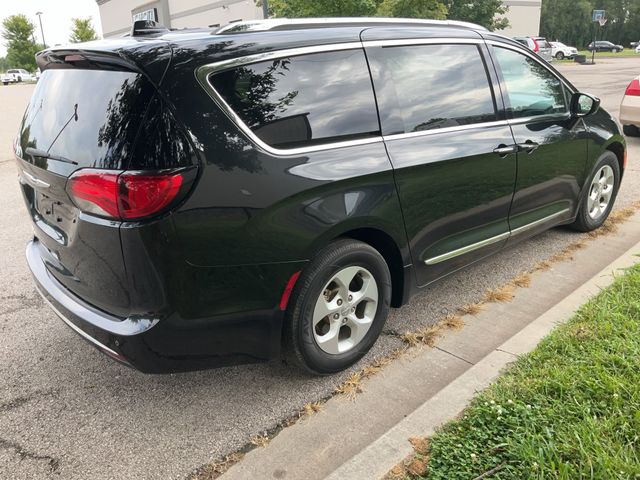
[571,92,601,117]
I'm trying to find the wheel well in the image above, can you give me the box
[606,142,625,178]
[339,228,405,308]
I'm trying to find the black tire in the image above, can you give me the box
[612,48,619,53]
[623,125,640,137]
[17,76,22,82]
[283,239,391,375]
[556,51,565,60]
[570,151,620,232]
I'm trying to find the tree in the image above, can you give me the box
[376,0,448,19]
[268,0,379,17]
[445,0,509,30]
[69,17,98,43]
[1,14,39,71]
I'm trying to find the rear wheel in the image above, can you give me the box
[623,125,640,137]
[283,239,391,375]
[571,152,620,232]
[612,48,619,53]
[556,51,565,60]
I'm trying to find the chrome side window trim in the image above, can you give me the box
[195,43,384,157]
[195,38,490,155]
[364,37,484,48]
[383,119,511,142]
[424,208,572,265]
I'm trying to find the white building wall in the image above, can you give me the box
[97,0,541,39]
[500,0,542,37]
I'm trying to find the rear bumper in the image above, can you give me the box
[620,95,640,127]
[27,239,285,373]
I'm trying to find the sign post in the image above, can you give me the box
[591,9,606,64]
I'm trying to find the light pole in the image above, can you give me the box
[262,0,269,19]
[35,12,46,48]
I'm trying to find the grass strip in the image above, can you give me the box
[410,263,640,480]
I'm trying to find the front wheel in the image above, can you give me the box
[556,51,565,60]
[283,239,391,375]
[571,152,620,232]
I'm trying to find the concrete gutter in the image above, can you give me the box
[220,214,640,480]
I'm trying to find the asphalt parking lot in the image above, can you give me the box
[1,58,640,480]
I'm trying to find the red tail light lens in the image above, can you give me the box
[625,79,640,97]
[532,38,539,52]
[67,170,184,220]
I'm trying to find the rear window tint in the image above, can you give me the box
[209,49,380,149]
[19,69,153,171]
[367,44,497,135]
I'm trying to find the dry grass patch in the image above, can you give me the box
[401,324,443,348]
[533,260,552,272]
[303,402,323,416]
[457,302,486,316]
[483,284,515,303]
[409,436,429,454]
[511,272,532,288]
[334,372,363,400]
[441,313,465,330]
[406,457,428,476]
[250,434,270,448]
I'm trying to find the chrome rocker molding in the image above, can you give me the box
[424,208,571,265]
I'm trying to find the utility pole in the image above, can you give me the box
[36,11,46,48]
[262,0,269,19]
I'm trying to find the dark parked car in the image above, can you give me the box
[588,41,624,52]
[16,18,626,375]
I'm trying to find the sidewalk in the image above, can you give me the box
[214,212,640,480]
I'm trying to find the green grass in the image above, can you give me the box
[556,49,638,62]
[413,263,640,480]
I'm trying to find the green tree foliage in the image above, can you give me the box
[1,14,39,71]
[445,0,509,30]
[0,56,8,72]
[541,0,639,48]
[268,0,379,17]
[376,0,448,20]
[69,17,99,43]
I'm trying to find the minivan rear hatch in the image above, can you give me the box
[17,51,159,317]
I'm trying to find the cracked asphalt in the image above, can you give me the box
[1,58,640,479]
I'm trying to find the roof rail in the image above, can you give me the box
[131,19,170,37]
[215,17,486,34]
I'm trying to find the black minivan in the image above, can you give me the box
[17,18,626,375]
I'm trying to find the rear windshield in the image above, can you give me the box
[18,69,153,171]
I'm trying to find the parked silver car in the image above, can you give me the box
[513,36,553,62]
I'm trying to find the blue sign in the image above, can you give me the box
[592,10,605,22]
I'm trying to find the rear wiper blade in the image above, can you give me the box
[25,147,78,165]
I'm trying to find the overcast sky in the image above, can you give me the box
[0,0,103,57]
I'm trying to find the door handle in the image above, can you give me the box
[517,141,539,153]
[493,144,518,156]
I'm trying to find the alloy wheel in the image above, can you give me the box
[312,266,378,355]
[587,165,615,220]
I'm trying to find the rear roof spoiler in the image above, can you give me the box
[131,20,170,37]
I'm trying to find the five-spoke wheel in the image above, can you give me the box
[283,239,391,375]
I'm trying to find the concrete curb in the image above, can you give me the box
[218,214,640,480]
[324,240,640,480]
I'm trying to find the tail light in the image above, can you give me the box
[67,169,187,220]
[625,79,640,97]
[531,38,539,52]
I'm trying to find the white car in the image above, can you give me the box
[635,45,640,54]
[1,73,17,85]
[550,41,578,60]
[620,76,640,136]
[6,69,36,82]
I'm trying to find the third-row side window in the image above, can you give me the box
[366,44,498,135]
[210,49,380,149]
